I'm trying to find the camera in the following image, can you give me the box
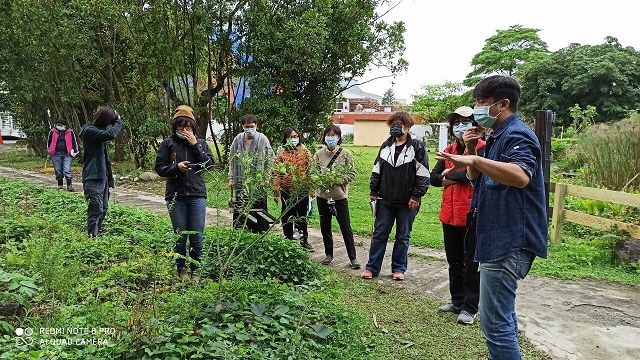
[327,198,337,216]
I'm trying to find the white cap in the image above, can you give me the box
[446,106,473,121]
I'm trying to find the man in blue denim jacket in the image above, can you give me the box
[437,75,548,360]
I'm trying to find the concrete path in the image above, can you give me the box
[1,164,639,360]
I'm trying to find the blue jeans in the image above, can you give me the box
[479,249,535,360]
[167,197,206,272]
[52,153,72,184]
[365,202,417,275]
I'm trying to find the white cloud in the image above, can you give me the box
[358,0,640,102]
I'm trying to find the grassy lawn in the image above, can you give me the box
[336,274,548,360]
[1,145,638,286]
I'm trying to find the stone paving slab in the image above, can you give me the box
[1,165,639,360]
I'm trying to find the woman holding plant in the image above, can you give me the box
[273,127,314,252]
[312,125,360,269]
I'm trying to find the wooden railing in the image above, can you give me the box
[550,183,640,244]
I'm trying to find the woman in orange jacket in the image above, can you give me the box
[273,127,314,252]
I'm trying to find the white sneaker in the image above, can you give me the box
[457,310,476,325]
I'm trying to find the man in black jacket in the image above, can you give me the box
[80,106,123,237]
[362,111,430,281]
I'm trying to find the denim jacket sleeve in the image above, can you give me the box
[499,129,540,185]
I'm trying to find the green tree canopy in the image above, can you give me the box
[0,0,407,165]
[410,81,472,123]
[519,37,640,126]
[464,24,549,86]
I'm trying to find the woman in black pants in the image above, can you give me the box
[431,106,485,325]
[312,125,360,269]
[273,127,314,251]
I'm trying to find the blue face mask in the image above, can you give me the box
[325,136,339,148]
[452,122,472,139]
[288,137,299,147]
[389,125,404,138]
[244,127,257,138]
[473,100,505,129]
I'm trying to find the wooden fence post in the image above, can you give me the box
[534,110,553,217]
[550,183,567,244]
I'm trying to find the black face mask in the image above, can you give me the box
[390,125,403,138]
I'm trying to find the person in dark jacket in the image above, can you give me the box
[47,117,79,191]
[431,106,486,325]
[362,111,430,281]
[155,105,214,278]
[80,106,123,237]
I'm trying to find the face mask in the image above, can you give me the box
[473,100,505,129]
[453,122,472,139]
[244,127,256,138]
[288,137,299,146]
[325,136,339,148]
[56,126,66,131]
[176,131,187,139]
[389,125,404,138]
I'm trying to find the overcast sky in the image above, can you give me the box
[358,0,640,102]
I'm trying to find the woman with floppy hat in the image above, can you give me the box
[155,105,214,278]
[431,106,486,325]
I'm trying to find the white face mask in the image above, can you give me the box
[56,126,66,131]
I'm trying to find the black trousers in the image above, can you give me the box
[317,197,357,260]
[442,222,480,314]
[83,179,109,237]
[280,190,309,242]
[233,196,269,233]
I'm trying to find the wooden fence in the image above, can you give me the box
[550,182,640,243]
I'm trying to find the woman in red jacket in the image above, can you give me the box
[431,106,486,325]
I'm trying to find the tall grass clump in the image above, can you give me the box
[576,118,640,191]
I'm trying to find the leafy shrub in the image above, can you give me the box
[142,280,372,360]
[550,138,574,164]
[0,269,39,333]
[26,233,82,304]
[201,228,322,285]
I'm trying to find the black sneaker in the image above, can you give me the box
[350,259,361,270]
[300,242,315,252]
[321,255,333,265]
[67,185,74,192]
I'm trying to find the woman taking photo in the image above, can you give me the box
[155,105,214,278]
